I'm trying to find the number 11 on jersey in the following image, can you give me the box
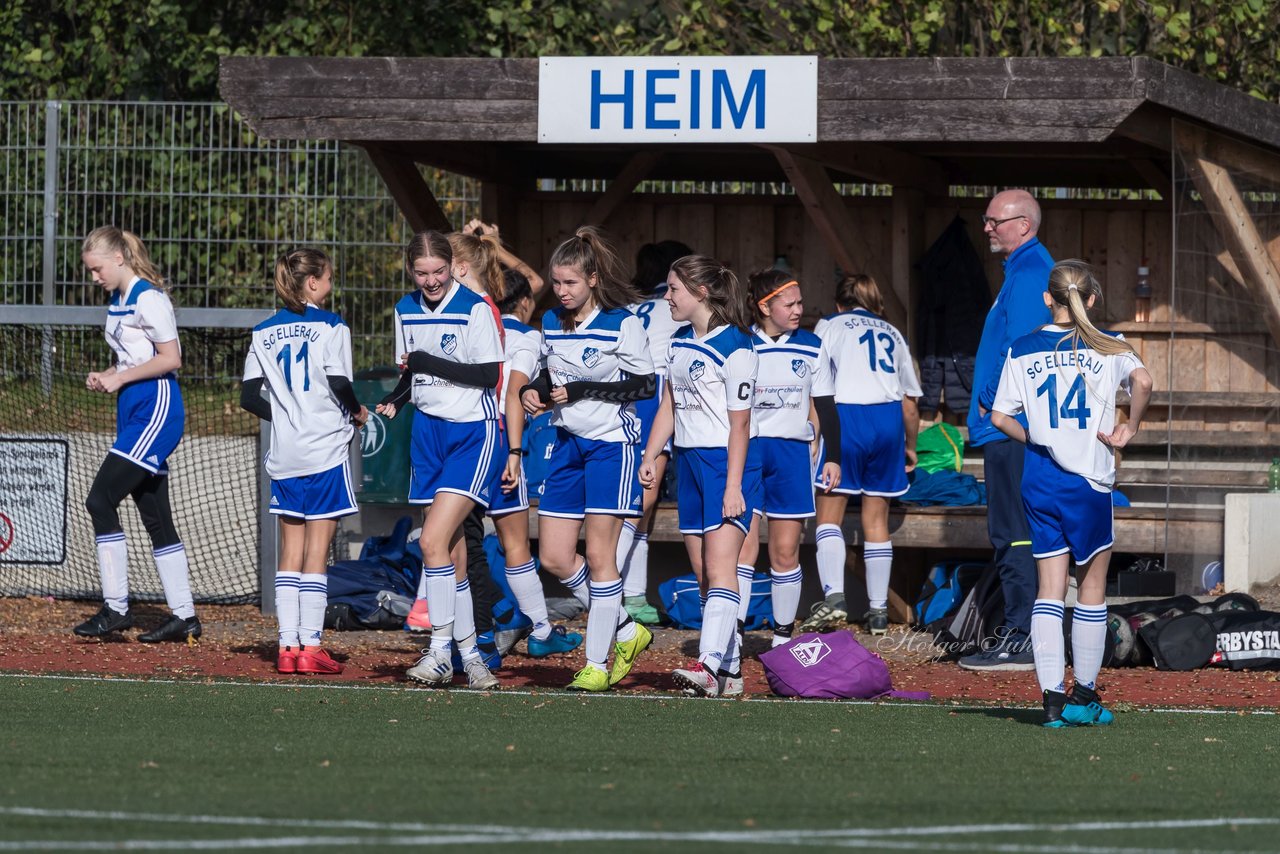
[275,341,311,392]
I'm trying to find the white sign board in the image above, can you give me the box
[538,56,817,143]
[0,438,69,564]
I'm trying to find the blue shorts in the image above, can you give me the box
[675,442,763,535]
[634,374,671,458]
[823,402,908,498]
[538,429,642,518]
[757,436,816,518]
[271,460,358,520]
[409,414,503,507]
[1021,446,1114,564]
[112,376,184,475]
[488,427,529,517]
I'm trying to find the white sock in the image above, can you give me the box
[505,558,550,636]
[274,570,302,647]
[424,564,456,653]
[815,524,846,599]
[622,531,650,598]
[416,569,428,598]
[699,587,740,672]
[616,521,637,581]
[1031,599,1066,694]
[735,565,755,623]
[863,541,893,610]
[770,565,803,628]
[616,611,637,643]
[298,574,328,648]
[1071,603,1109,691]
[95,533,129,614]
[586,579,622,670]
[153,543,195,619]
[454,577,480,662]
[565,561,590,608]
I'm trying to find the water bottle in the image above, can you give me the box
[1269,458,1280,493]
[1134,264,1152,322]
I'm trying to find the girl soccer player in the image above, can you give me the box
[489,271,583,658]
[377,230,505,690]
[241,249,368,674]
[802,275,921,636]
[520,227,655,692]
[990,259,1151,727]
[737,270,841,650]
[616,240,694,625]
[74,227,200,643]
[639,255,761,697]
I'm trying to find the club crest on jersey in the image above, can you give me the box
[790,637,831,668]
[690,359,706,381]
[440,333,457,355]
[791,359,808,377]
[581,346,600,368]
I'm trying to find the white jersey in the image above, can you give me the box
[751,326,826,441]
[992,325,1144,492]
[105,278,180,372]
[502,315,540,382]
[393,281,503,422]
[244,304,356,479]
[542,306,653,444]
[667,324,758,449]
[814,308,922,404]
[629,285,680,377]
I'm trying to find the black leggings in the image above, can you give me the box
[85,454,182,549]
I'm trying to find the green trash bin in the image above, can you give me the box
[353,366,412,504]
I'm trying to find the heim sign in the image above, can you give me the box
[538,56,817,143]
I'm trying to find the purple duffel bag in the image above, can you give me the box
[759,630,929,700]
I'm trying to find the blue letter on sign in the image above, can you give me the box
[712,69,765,130]
[645,69,680,130]
[592,69,634,130]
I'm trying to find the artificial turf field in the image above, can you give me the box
[1,674,1278,852]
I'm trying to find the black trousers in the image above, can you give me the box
[462,505,502,633]
[85,453,181,548]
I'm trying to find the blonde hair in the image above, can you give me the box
[448,232,505,301]
[274,248,331,314]
[1048,259,1135,357]
[835,273,884,316]
[548,226,642,331]
[670,255,751,331]
[82,226,166,292]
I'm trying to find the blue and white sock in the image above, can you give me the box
[454,577,480,663]
[770,565,803,629]
[735,565,755,624]
[1071,603,1109,691]
[95,532,129,615]
[700,587,741,672]
[565,561,591,609]
[424,564,456,653]
[298,574,328,648]
[863,541,893,610]
[1031,598,1066,694]
[273,570,302,647]
[616,521,637,581]
[815,524,846,599]
[505,559,551,640]
[616,610,637,644]
[621,530,650,599]
[586,579,623,670]
[153,543,195,619]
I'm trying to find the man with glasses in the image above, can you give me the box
[960,189,1054,671]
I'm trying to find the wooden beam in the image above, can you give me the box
[360,145,453,233]
[891,187,925,345]
[1127,157,1171,195]
[793,143,948,197]
[585,151,662,227]
[766,145,908,326]
[1197,126,1280,189]
[1175,123,1280,351]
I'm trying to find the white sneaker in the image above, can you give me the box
[463,658,500,690]
[406,648,453,685]
[720,672,744,697]
[673,661,721,697]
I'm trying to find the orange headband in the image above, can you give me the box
[756,280,799,311]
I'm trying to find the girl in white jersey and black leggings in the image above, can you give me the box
[377,230,506,690]
[74,227,200,643]
[521,227,656,692]
[990,260,1151,728]
[640,255,762,698]
[241,249,368,674]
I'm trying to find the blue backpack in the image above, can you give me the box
[658,572,773,630]
[914,561,987,627]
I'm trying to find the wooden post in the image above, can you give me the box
[766,145,908,327]
[481,180,521,245]
[361,145,453,233]
[585,151,662,228]
[891,188,925,346]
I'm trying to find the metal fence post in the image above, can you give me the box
[259,421,277,615]
[40,100,61,397]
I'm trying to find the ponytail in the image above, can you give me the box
[448,232,506,301]
[670,255,751,332]
[82,226,167,292]
[548,226,644,330]
[1047,259,1135,357]
[835,273,884,316]
[274,248,331,314]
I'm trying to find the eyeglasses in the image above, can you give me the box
[982,214,1026,228]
